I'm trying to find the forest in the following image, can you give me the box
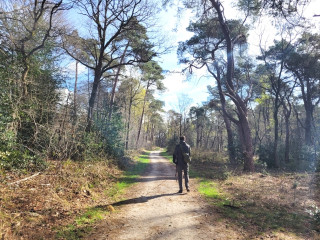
[0,0,319,239]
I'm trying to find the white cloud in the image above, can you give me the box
[158,67,214,112]
[65,61,87,75]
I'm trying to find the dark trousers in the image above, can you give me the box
[177,164,189,190]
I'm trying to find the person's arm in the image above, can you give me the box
[173,145,178,164]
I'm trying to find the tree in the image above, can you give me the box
[118,76,143,150]
[0,0,66,149]
[178,0,255,171]
[136,60,164,147]
[282,87,294,163]
[0,0,64,97]
[143,97,164,145]
[189,106,206,149]
[108,19,154,121]
[284,32,320,146]
[208,83,236,165]
[63,0,157,131]
[178,93,192,136]
[237,0,310,22]
[257,39,294,167]
[166,109,181,152]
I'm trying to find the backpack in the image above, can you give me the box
[179,144,191,163]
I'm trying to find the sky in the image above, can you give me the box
[155,0,320,112]
[155,5,214,112]
[64,0,320,112]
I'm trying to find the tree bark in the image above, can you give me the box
[86,65,102,132]
[21,64,30,97]
[73,61,78,121]
[136,81,150,147]
[273,106,280,168]
[211,62,236,165]
[305,103,313,145]
[126,98,133,150]
[289,70,315,146]
[283,104,291,163]
[208,1,254,170]
[108,42,130,121]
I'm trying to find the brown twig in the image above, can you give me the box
[8,172,41,185]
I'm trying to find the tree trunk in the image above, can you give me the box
[305,104,313,145]
[210,0,254,171]
[136,82,150,147]
[179,115,182,136]
[86,66,102,132]
[297,77,314,146]
[73,61,78,120]
[284,114,290,163]
[126,99,133,150]
[273,108,279,168]
[205,125,213,149]
[225,115,236,165]
[108,42,130,121]
[237,115,254,171]
[196,119,200,148]
[21,63,30,97]
[145,117,150,143]
[211,62,236,165]
[151,124,155,144]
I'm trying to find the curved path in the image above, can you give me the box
[88,151,236,240]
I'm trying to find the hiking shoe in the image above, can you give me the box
[178,190,183,193]
[187,188,190,192]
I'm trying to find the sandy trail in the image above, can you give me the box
[88,151,232,240]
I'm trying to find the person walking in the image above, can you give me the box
[173,136,191,193]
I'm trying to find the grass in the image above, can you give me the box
[57,208,106,240]
[106,151,150,198]
[127,151,150,177]
[75,208,105,225]
[159,150,171,161]
[198,180,222,199]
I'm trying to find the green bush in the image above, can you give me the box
[257,143,275,168]
[166,136,179,154]
[0,129,46,171]
[0,149,46,171]
[288,143,319,171]
[82,132,105,161]
[93,107,124,158]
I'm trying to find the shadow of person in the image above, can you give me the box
[95,192,179,210]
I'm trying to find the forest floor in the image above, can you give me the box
[0,150,320,239]
[0,151,149,239]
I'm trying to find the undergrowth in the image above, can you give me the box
[55,151,150,239]
[0,151,151,239]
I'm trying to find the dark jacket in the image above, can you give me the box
[173,140,191,166]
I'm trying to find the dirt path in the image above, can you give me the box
[88,151,239,240]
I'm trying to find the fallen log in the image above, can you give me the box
[8,172,41,185]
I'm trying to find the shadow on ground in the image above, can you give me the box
[95,192,180,210]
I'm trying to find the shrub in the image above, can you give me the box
[257,143,275,168]
[166,136,179,154]
[0,148,46,171]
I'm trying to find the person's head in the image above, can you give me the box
[180,136,185,141]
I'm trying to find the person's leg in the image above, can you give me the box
[184,165,189,191]
[177,165,183,192]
